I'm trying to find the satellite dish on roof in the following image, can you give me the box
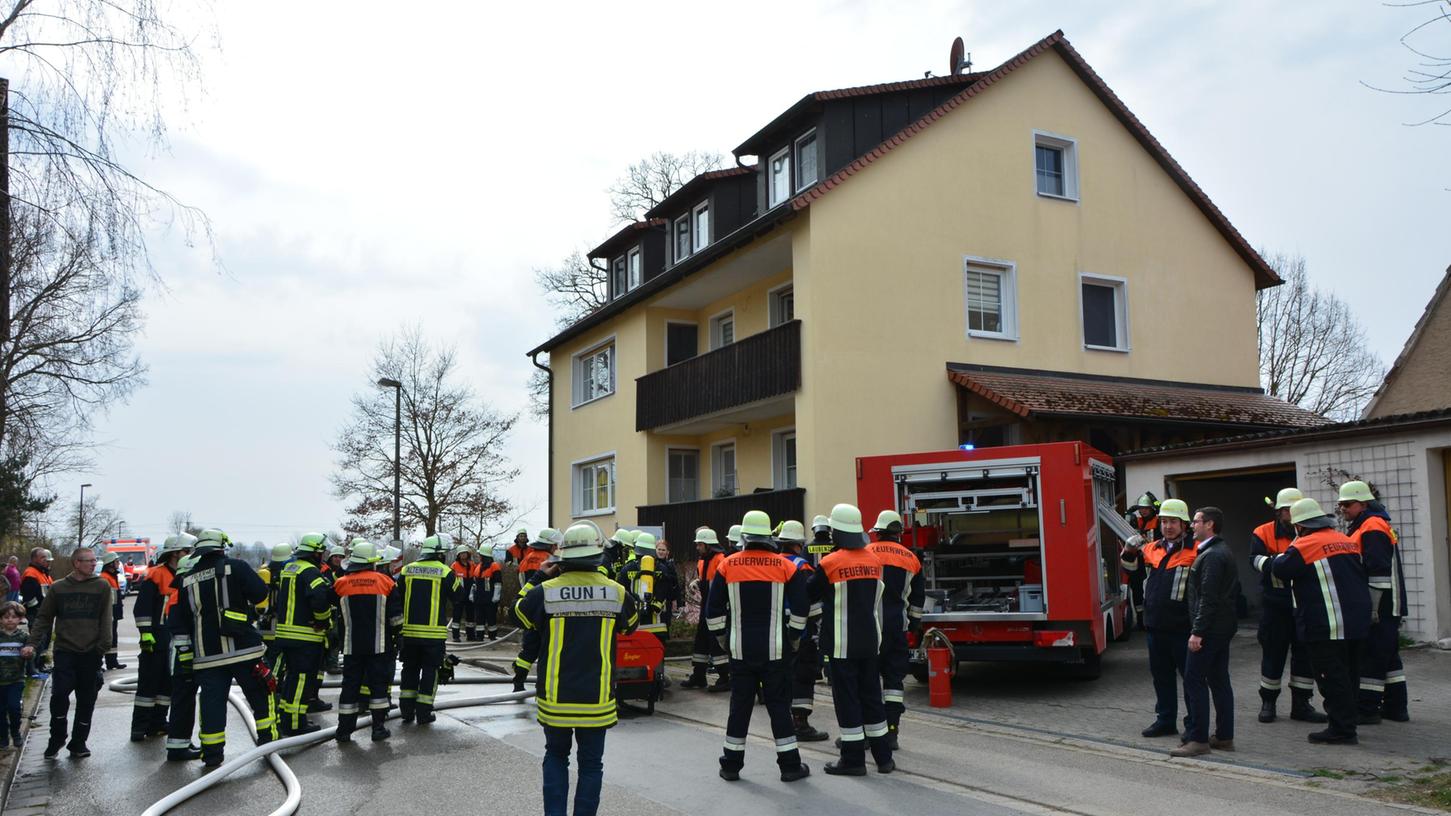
[949,36,972,75]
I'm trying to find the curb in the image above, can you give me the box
[1,677,51,816]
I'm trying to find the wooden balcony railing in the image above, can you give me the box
[635,319,800,431]
[637,488,807,552]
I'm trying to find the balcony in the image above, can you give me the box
[637,488,806,550]
[636,319,801,432]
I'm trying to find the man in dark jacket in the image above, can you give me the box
[1172,507,1239,757]
[1120,498,1197,739]
[1339,480,1409,723]
[22,547,111,758]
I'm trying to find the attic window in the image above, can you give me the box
[1033,131,1078,201]
[768,148,791,208]
[795,130,818,190]
[674,215,691,263]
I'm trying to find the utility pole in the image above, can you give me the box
[376,377,402,546]
[78,483,92,551]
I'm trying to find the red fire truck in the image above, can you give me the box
[102,538,154,595]
[856,442,1136,680]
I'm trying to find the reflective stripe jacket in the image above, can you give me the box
[20,565,52,616]
[515,567,638,728]
[1250,521,1295,607]
[1132,513,1160,542]
[1122,536,1196,633]
[132,564,176,636]
[706,547,808,662]
[102,571,124,620]
[274,560,332,644]
[1272,528,1371,642]
[868,539,925,639]
[1348,508,1407,620]
[331,569,402,656]
[809,548,884,660]
[400,559,465,640]
[518,548,551,585]
[170,552,269,669]
[474,560,503,602]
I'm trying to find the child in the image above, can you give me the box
[0,601,28,748]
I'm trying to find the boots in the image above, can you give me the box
[335,713,357,743]
[308,698,333,713]
[707,670,731,693]
[450,628,461,643]
[884,723,900,752]
[793,710,829,742]
[1258,690,1278,723]
[780,762,812,782]
[415,705,436,725]
[512,665,529,693]
[466,628,478,642]
[399,699,415,723]
[1290,690,1328,723]
[67,719,91,757]
[681,667,708,689]
[167,744,202,762]
[105,654,125,670]
[370,710,391,742]
[282,718,322,737]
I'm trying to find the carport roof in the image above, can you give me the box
[1115,407,1451,461]
[947,364,1328,429]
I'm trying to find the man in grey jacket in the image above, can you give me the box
[1172,507,1240,758]
[22,547,112,759]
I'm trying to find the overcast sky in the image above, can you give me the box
[47,0,1451,546]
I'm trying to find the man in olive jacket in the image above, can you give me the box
[1173,507,1240,757]
[22,547,112,759]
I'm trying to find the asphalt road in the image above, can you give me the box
[9,617,1437,815]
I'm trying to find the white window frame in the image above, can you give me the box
[692,200,710,253]
[768,283,795,328]
[570,336,616,408]
[610,256,627,300]
[1032,130,1079,202]
[794,129,819,191]
[665,447,701,504]
[708,309,735,350]
[571,452,617,517]
[767,147,792,208]
[626,246,642,291]
[962,255,1019,341]
[663,319,698,367]
[710,439,738,497]
[772,428,798,490]
[1078,273,1130,352]
[673,215,691,264]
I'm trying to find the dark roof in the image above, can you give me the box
[1362,265,1451,417]
[947,364,1328,429]
[644,166,755,221]
[789,31,1281,291]
[1116,408,1451,461]
[586,219,666,261]
[734,73,983,156]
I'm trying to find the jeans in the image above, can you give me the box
[542,725,606,816]
[49,650,103,746]
[1146,628,1191,731]
[1183,634,1234,743]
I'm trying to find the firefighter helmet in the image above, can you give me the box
[1338,480,1376,503]
[740,511,772,537]
[419,535,451,558]
[726,524,743,550]
[872,510,904,534]
[192,529,230,552]
[159,534,195,557]
[633,531,657,556]
[1270,487,1304,510]
[346,542,382,568]
[776,520,806,543]
[1290,497,1334,528]
[560,523,605,561]
[536,528,564,550]
[270,542,293,561]
[295,533,328,554]
[1135,492,1159,509]
[829,503,867,549]
[1157,499,1191,522]
[100,550,120,566]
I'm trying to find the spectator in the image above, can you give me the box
[3,558,18,602]
[1172,507,1239,758]
[653,538,680,626]
[22,547,112,759]
[0,601,27,749]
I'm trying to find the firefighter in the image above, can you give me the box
[618,532,661,632]
[682,527,730,691]
[1339,480,1409,723]
[331,543,402,743]
[167,529,277,767]
[518,529,560,585]
[1250,487,1325,724]
[1120,497,1197,740]
[99,551,126,670]
[322,542,347,675]
[164,550,203,761]
[604,528,635,577]
[776,520,828,741]
[1126,493,1160,629]
[868,510,924,750]
[274,533,333,736]
[1273,498,1372,744]
[131,534,190,741]
[450,547,477,642]
[652,535,681,628]
[810,503,894,775]
[474,548,503,640]
[706,511,811,782]
[260,542,293,670]
[515,523,638,816]
[20,548,54,676]
[512,543,562,692]
[726,524,743,551]
[504,528,529,565]
[398,535,466,724]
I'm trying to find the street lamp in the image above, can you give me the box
[376,377,402,545]
[78,483,93,551]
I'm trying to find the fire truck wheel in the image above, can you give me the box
[1069,648,1102,681]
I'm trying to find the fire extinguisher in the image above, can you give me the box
[922,628,956,708]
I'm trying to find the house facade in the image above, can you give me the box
[530,31,1323,546]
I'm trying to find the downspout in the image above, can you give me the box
[531,351,554,524]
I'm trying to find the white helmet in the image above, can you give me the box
[560,522,605,561]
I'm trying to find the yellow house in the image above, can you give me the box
[528,31,1324,543]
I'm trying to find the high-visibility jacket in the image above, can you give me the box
[1122,536,1196,632]
[1348,508,1406,620]
[808,548,884,660]
[399,559,465,640]
[1272,528,1371,642]
[706,547,808,662]
[504,543,526,565]
[132,564,176,635]
[101,570,124,619]
[518,547,551,584]
[515,567,637,728]
[170,551,269,669]
[868,538,925,638]
[784,553,822,618]
[473,560,503,602]
[1250,520,1295,607]
[331,568,402,656]
[19,565,52,616]
[1132,513,1160,542]
[274,559,333,644]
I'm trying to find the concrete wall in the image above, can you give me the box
[1124,424,1451,642]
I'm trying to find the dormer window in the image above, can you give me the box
[627,246,642,290]
[674,215,691,263]
[611,256,626,299]
[692,201,710,252]
[768,147,791,207]
[795,130,818,190]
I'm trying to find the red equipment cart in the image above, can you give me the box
[613,629,665,714]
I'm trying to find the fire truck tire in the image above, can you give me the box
[1069,648,1102,680]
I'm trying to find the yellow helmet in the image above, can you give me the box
[740,510,773,537]
[633,531,657,556]
[1157,499,1190,522]
[829,503,864,533]
[561,523,604,561]
[872,510,904,533]
[1270,488,1304,510]
[1338,481,1375,503]
[295,532,328,554]
[693,527,719,546]
[1290,497,1333,527]
[776,520,806,543]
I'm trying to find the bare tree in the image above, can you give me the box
[607,150,726,224]
[166,510,201,536]
[52,489,124,553]
[1364,0,1451,127]
[333,328,521,539]
[1257,252,1386,421]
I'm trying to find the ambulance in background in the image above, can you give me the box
[100,538,154,594]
